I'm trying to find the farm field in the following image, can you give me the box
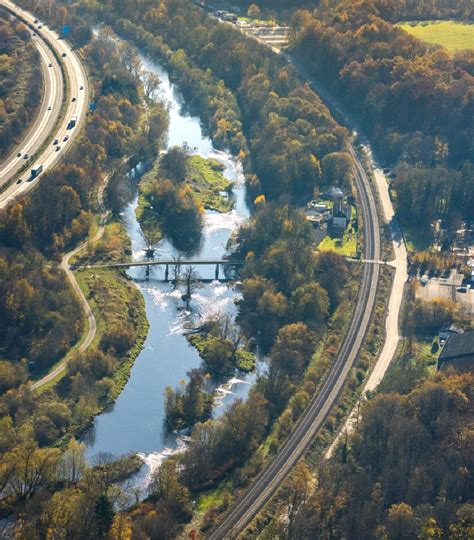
[398,20,474,53]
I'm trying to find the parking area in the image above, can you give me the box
[416,273,474,317]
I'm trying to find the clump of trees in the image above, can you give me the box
[0,249,82,372]
[140,147,204,253]
[266,372,474,539]
[165,369,213,431]
[0,14,42,159]
[1,435,144,538]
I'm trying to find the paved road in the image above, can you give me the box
[0,22,63,185]
[0,0,89,209]
[31,222,103,390]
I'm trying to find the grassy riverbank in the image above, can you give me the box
[74,219,149,403]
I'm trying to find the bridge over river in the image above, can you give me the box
[73,259,245,281]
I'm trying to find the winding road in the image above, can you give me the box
[31,177,110,391]
[0,0,89,209]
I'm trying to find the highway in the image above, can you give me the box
[0,0,89,209]
[0,24,63,185]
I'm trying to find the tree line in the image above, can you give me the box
[263,371,474,539]
[0,12,42,159]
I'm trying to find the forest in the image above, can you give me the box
[290,0,474,237]
[87,0,348,200]
[0,11,42,159]
[261,371,474,539]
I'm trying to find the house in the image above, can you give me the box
[437,331,474,372]
[438,324,464,343]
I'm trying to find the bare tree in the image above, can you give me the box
[171,255,182,289]
[182,266,198,309]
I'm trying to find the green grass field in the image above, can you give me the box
[398,20,474,54]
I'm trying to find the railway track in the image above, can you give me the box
[209,142,381,538]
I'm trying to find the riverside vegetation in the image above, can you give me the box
[0,18,170,528]
[136,145,231,252]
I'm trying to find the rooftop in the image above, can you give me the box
[439,330,474,362]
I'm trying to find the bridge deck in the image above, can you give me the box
[74,259,245,269]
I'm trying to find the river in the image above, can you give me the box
[82,50,259,490]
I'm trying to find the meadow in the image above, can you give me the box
[398,20,474,53]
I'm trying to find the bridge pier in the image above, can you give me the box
[145,265,150,280]
[215,263,219,280]
[165,264,169,282]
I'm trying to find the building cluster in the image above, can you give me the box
[305,187,352,229]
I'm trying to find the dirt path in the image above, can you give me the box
[31,185,110,390]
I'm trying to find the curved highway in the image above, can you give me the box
[0,25,63,184]
[0,0,89,209]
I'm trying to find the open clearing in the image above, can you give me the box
[398,20,474,53]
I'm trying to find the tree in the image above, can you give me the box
[270,323,316,380]
[314,251,348,310]
[291,281,329,330]
[247,4,261,19]
[386,503,418,540]
[149,460,192,521]
[60,438,86,484]
[159,145,190,183]
[3,438,60,501]
[321,152,354,188]
[182,265,198,308]
[142,70,161,101]
[283,462,313,539]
